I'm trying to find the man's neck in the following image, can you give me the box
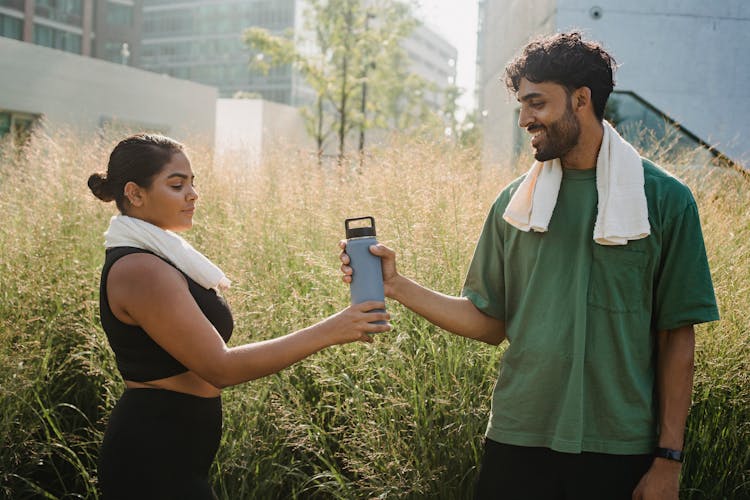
[561,120,604,170]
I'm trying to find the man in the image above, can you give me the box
[340,32,719,499]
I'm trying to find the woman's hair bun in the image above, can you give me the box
[88,172,115,202]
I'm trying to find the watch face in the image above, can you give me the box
[655,447,683,462]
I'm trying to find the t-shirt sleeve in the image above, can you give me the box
[654,200,720,331]
[461,196,506,320]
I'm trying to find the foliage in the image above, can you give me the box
[244,0,433,162]
[0,130,748,499]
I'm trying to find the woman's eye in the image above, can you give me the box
[171,185,182,190]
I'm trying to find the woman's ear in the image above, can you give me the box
[123,181,144,208]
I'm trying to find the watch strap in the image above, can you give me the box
[654,447,683,462]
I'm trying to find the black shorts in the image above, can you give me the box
[474,439,654,500]
[98,388,222,500]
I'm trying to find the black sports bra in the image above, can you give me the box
[99,247,234,382]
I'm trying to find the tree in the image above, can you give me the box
[442,84,461,141]
[244,25,334,162]
[244,0,427,164]
[457,108,483,150]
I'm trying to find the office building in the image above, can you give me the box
[0,36,216,143]
[139,0,456,113]
[0,0,142,65]
[140,0,309,103]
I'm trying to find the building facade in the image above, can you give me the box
[476,0,749,168]
[139,0,456,113]
[0,0,142,65]
[0,36,216,142]
[140,0,310,103]
[214,98,313,167]
[403,21,458,112]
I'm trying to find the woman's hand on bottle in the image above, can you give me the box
[324,301,391,344]
[339,240,400,298]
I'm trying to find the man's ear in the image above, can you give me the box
[572,86,592,113]
[123,181,145,208]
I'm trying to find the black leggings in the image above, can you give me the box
[98,388,222,500]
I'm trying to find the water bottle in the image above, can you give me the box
[345,216,386,324]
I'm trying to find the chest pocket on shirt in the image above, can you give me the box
[588,244,648,313]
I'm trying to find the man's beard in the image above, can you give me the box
[531,103,581,162]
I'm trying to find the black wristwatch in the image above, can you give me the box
[654,447,683,462]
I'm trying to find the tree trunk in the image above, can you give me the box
[338,1,353,165]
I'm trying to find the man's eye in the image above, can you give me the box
[531,102,544,109]
[171,185,182,190]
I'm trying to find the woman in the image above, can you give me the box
[88,133,390,499]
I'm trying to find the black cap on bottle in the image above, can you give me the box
[345,216,376,239]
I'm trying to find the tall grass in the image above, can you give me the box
[0,130,747,499]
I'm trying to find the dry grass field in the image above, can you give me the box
[0,129,747,498]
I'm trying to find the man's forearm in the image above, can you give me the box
[388,275,506,345]
[656,325,695,451]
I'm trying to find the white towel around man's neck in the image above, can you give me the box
[104,215,231,291]
[502,121,650,245]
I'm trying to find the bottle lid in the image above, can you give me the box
[345,216,376,239]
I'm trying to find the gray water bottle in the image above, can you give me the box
[345,216,386,324]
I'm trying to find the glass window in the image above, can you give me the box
[61,30,81,53]
[605,91,714,164]
[0,1,26,10]
[103,41,127,63]
[107,3,133,26]
[0,112,11,137]
[0,14,23,40]
[34,24,54,48]
[0,111,40,145]
[35,0,83,26]
[33,24,81,53]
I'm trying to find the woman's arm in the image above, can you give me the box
[108,253,389,388]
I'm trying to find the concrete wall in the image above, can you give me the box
[478,0,557,164]
[478,0,750,167]
[0,37,216,140]
[214,98,313,167]
[555,0,749,166]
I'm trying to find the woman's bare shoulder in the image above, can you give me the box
[108,252,187,291]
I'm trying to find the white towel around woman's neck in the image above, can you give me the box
[502,121,650,245]
[104,215,231,291]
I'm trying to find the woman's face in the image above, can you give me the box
[130,152,198,232]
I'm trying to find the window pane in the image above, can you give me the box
[0,14,23,40]
[107,3,133,26]
[34,25,54,47]
[0,112,11,137]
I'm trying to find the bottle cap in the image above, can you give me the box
[345,216,376,239]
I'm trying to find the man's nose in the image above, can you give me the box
[518,106,533,128]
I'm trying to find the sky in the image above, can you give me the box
[413,0,479,114]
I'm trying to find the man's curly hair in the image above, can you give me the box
[504,31,616,120]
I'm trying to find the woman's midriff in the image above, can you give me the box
[125,371,221,398]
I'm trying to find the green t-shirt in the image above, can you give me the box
[462,159,719,455]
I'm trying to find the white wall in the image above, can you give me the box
[215,98,313,167]
[0,37,216,140]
